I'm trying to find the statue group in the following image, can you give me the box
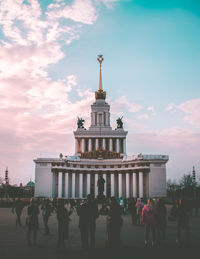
[116,116,123,129]
[77,117,85,128]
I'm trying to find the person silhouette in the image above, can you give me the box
[12,198,24,227]
[27,198,39,246]
[78,194,99,250]
[106,197,123,248]
[56,199,72,249]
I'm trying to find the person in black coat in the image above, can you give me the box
[56,199,72,249]
[155,198,167,245]
[12,198,24,227]
[78,194,99,250]
[106,197,123,248]
[27,198,39,246]
[128,198,137,225]
[176,198,190,244]
[41,199,52,235]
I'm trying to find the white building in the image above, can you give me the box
[34,55,168,199]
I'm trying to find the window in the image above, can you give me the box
[120,139,124,153]
[92,139,95,151]
[106,139,109,150]
[99,138,102,148]
[95,112,97,125]
[113,139,116,151]
[99,114,102,125]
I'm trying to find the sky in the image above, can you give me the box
[0,0,200,185]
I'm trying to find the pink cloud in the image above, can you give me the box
[137,114,149,120]
[0,1,116,184]
[178,98,200,128]
[110,95,143,116]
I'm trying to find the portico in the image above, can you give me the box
[52,169,148,199]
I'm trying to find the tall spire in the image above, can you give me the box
[95,54,106,100]
[97,54,103,92]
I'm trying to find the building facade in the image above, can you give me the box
[34,55,168,198]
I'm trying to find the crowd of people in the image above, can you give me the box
[11,195,194,250]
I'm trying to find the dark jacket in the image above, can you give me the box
[107,203,123,229]
[155,203,167,226]
[78,200,99,229]
[57,206,71,239]
[27,204,39,230]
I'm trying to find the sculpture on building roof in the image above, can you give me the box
[116,116,123,129]
[77,117,85,128]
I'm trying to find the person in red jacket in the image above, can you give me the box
[141,199,156,247]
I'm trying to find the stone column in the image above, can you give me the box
[126,173,130,198]
[111,173,115,196]
[102,138,106,149]
[52,172,56,198]
[139,172,143,198]
[88,138,92,152]
[103,173,107,195]
[109,138,113,151]
[87,173,91,195]
[118,173,122,198]
[65,173,69,198]
[58,172,62,198]
[95,138,99,150]
[92,112,95,126]
[133,172,137,198]
[82,138,85,153]
[72,173,76,198]
[116,138,120,153]
[95,173,98,197]
[62,173,65,197]
[106,112,108,126]
[79,173,83,198]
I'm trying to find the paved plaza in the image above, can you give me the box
[0,205,199,259]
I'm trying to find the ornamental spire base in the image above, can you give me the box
[95,90,106,100]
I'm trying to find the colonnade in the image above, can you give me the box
[75,137,126,154]
[52,171,148,199]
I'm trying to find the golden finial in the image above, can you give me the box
[97,54,104,92]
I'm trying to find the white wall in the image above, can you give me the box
[34,162,53,197]
[149,163,167,197]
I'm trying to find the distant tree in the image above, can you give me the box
[179,174,197,188]
[0,176,4,185]
[167,179,177,187]
[179,174,197,199]
[167,179,178,192]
